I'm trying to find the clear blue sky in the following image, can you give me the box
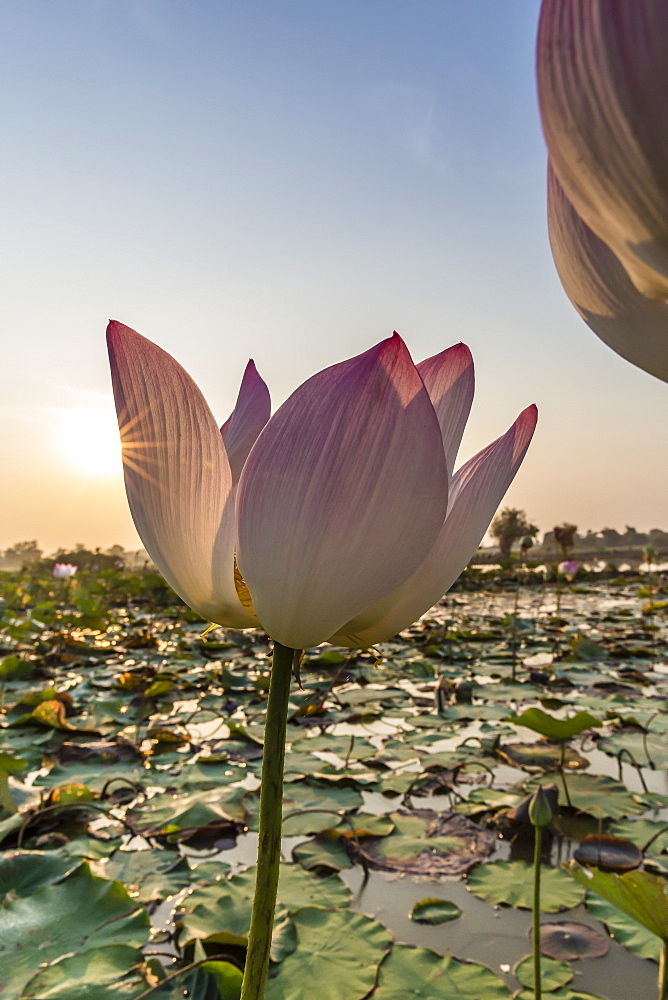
[1,0,665,552]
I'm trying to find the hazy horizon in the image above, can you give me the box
[2,1,666,554]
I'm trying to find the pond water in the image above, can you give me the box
[1,571,667,999]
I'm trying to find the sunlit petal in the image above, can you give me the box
[221,359,271,484]
[236,333,449,649]
[107,321,257,628]
[331,405,537,647]
[418,343,474,479]
[548,166,668,383]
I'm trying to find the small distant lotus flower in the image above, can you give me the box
[53,563,77,579]
[107,322,537,650]
[558,561,579,581]
[537,2,668,382]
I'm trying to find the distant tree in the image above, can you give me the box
[600,527,622,546]
[553,523,578,559]
[490,508,538,560]
[3,540,42,567]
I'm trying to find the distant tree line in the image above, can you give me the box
[486,508,667,562]
[0,541,149,571]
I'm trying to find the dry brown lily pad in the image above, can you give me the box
[358,809,495,876]
[573,834,642,872]
[538,920,610,960]
[497,740,589,772]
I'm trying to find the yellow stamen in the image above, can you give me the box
[234,554,256,615]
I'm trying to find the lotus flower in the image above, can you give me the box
[537,1,668,382]
[107,321,536,650]
[547,167,668,383]
[558,560,579,581]
[538,0,668,299]
[53,563,77,579]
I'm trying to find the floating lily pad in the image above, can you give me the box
[177,862,350,956]
[264,907,393,1000]
[363,809,495,876]
[514,953,573,990]
[0,850,83,901]
[526,772,644,820]
[608,818,668,854]
[538,921,609,960]
[373,944,511,999]
[18,944,153,999]
[292,831,353,872]
[248,781,363,836]
[498,740,589,771]
[0,865,149,998]
[573,834,642,872]
[126,786,249,838]
[410,898,462,924]
[100,850,193,903]
[467,860,585,912]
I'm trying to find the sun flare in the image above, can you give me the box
[57,407,122,476]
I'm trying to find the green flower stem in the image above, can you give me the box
[533,823,542,1000]
[240,640,294,1000]
[659,939,668,1000]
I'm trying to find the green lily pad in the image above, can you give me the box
[598,730,668,770]
[18,945,152,999]
[292,832,353,873]
[0,865,149,998]
[230,862,350,913]
[506,708,601,740]
[585,894,661,962]
[0,850,83,901]
[410,898,461,924]
[264,907,393,1000]
[178,863,350,956]
[101,850,193,903]
[608,818,668,854]
[526,772,644,820]
[514,954,573,990]
[126,786,249,837]
[466,860,585,912]
[373,944,511,999]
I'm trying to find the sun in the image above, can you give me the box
[57,407,123,476]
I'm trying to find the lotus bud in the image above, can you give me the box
[528,784,559,828]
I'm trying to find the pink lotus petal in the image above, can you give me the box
[221,360,271,484]
[548,166,668,382]
[107,321,257,628]
[537,0,668,298]
[236,333,449,649]
[418,343,474,479]
[330,405,537,647]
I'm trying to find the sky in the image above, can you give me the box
[1,0,666,554]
